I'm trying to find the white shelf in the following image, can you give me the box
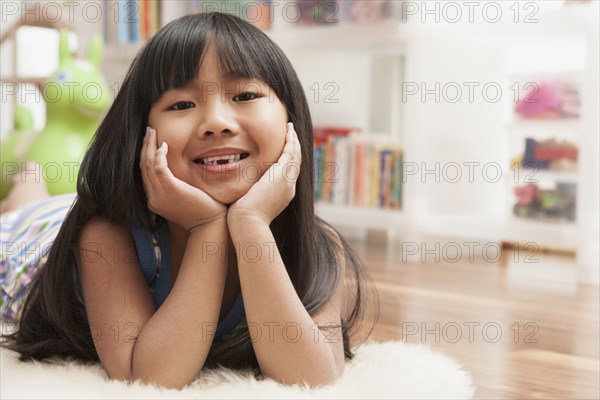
[417,214,577,250]
[502,169,579,184]
[315,202,403,230]
[503,216,578,250]
[266,21,406,53]
[506,119,581,133]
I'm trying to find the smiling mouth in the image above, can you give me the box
[194,153,250,165]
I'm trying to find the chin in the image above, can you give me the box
[206,185,249,205]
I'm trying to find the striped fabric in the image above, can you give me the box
[0,194,77,321]
[0,194,166,323]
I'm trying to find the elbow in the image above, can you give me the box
[126,350,207,390]
[127,361,202,390]
[265,363,344,389]
[306,363,344,389]
[301,350,345,388]
[123,371,194,390]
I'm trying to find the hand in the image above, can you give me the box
[140,127,228,233]
[228,122,301,226]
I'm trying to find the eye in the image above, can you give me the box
[234,92,260,102]
[168,101,195,111]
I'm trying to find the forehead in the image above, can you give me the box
[180,46,262,87]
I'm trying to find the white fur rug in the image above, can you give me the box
[1,324,474,399]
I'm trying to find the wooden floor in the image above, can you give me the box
[349,236,600,400]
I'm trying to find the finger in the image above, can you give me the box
[144,127,162,191]
[274,124,300,183]
[293,125,302,165]
[140,127,148,165]
[153,141,172,179]
[290,124,301,177]
[283,123,301,164]
[152,141,182,192]
[140,127,158,193]
[262,124,298,184]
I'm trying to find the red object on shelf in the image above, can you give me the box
[533,146,578,161]
[515,184,538,206]
[515,81,580,119]
[313,126,360,146]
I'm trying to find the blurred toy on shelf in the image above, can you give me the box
[340,0,400,23]
[0,29,112,199]
[513,182,576,222]
[188,0,272,31]
[518,137,578,172]
[295,0,339,25]
[515,81,580,119]
[0,107,35,199]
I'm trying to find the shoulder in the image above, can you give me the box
[79,216,132,243]
[77,216,137,265]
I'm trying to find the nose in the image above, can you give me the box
[196,96,238,139]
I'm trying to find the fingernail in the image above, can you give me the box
[145,126,150,136]
[159,141,165,149]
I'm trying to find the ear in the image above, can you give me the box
[58,29,72,65]
[86,34,104,68]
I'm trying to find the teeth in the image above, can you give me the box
[201,154,242,165]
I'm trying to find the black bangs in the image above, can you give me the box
[135,14,213,107]
[211,14,281,89]
[134,12,288,110]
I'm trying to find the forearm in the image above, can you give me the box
[229,218,338,387]
[131,219,228,389]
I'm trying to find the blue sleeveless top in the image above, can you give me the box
[73,220,245,340]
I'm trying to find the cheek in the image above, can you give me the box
[147,108,160,130]
[274,125,288,154]
[148,108,176,138]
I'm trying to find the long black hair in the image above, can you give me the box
[1,12,379,376]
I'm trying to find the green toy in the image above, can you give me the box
[0,107,34,199]
[1,29,111,198]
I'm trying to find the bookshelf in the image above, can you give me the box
[397,2,599,282]
[261,8,407,234]
[497,35,595,269]
[505,73,581,225]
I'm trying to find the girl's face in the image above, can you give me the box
[147,43,288,205]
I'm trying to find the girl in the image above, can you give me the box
[1,12,379,389]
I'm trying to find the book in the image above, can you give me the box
[189,1,272,30]
[312,127,402,210]
[296,0,339,26]
[116,0,130,44]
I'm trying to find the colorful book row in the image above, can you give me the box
[313,128,402,209]
[103,0,161,45]
[188,1,272,30]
